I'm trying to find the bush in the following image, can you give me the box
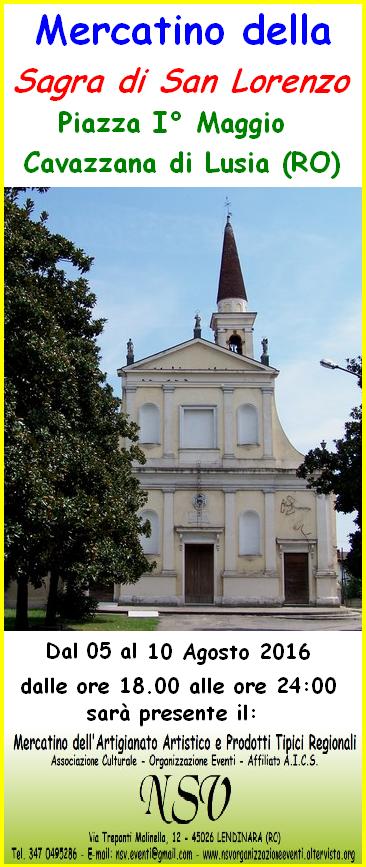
[345,573,362,600]
[57,584,98,621]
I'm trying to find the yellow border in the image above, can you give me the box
[1,2,364,867]
[1,1,363,5]
[1,1,5,867]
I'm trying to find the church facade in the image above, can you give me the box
[117,218,339,607]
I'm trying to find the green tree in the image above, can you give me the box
[297,358,361,587]
[5,189,152,629]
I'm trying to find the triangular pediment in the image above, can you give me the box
[119,338,278,374]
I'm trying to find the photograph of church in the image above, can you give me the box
[117,214,339,607]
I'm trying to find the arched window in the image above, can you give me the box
[237,404,258,444]
[139,403,160,444]
[140,510,160,555]
[239,511,261,555]
[228,334,243,354]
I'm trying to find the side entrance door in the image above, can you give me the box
[284,552,309,604]
[185,544,214,603]
[89,581,114,602]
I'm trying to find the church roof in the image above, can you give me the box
[118,337,278,375]
[217,217,247,303]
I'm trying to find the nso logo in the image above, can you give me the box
[139,774,232,824]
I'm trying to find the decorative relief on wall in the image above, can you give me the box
[293,520,312,540]
[280,495,312,539]
[280,494,310,516]
[189,463,210,524]
[192,492,208,510]
[189,493,209,525]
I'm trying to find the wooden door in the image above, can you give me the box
[185,544,214,603]
[284,553,309,604]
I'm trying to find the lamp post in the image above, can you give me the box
[319,359,359,377]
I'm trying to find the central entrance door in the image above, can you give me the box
[284,553,309,604]
[185,544,214,603]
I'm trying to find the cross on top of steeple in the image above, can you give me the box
[224,196,232,224]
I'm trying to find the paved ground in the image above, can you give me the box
[155,611,361,631]
[98,602,361,631]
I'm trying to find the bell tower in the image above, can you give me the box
[210,216,257,358]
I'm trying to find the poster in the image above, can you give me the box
[4,3,362,867]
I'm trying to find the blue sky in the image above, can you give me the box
[29,187,361,548]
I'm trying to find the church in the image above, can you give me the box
[116,216,339,607]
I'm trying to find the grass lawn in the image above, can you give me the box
[4,609,159,631]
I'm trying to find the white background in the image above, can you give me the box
[5,632,361,741]
[5,4,362,186]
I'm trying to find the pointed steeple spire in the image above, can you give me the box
[210,214,256,357]
[217,216,247,304]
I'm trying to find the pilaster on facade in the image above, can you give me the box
[125,385,137,422]
[315,494,334,573]
[162,384,175,458]
[224,490,236,571]
[264,491,277,574]
[222,386,235,458]
[314,494,338,604]
[162,489,176,576]
[215,326,227,349]
[262,387,274,458]
[241,315,255,358]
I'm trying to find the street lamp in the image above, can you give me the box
[319,359,359,377]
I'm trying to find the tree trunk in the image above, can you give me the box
[15,575,29,630]
[45,569,59,627]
